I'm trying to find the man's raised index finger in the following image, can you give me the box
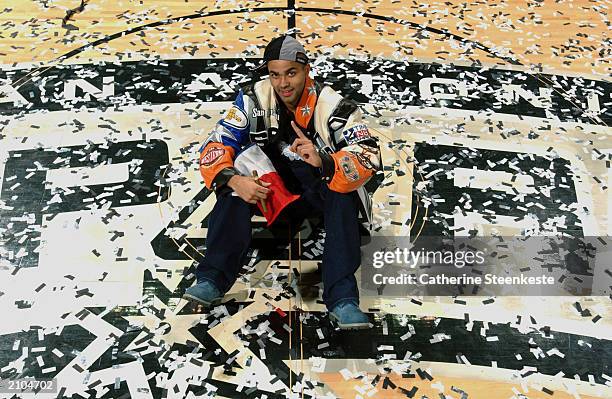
[291,121,307,139]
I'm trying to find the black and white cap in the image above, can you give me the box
[253,35,309,72]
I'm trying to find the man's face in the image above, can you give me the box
[267,60,309,111]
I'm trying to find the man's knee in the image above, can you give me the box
[324,188,359,212]
[214,191,251,213]
[207,191,253,234]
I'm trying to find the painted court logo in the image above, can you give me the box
[0,59,607,125]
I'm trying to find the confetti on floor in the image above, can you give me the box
[0,1,610,398]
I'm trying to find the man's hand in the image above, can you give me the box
[227,175,271,204]
[290,121,322,167]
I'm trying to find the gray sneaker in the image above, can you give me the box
[183,280,223,307]
[329,300,370,330]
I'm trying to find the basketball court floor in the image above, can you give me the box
[0,1,610,398]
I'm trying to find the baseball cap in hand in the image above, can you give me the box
[253,35,309,72]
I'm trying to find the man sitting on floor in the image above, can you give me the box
[184,35,381,329]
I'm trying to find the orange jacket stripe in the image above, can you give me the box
[294,75,317,129]
[327,150,373,193]
[199,143,235,189]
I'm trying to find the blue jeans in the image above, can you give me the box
[195,159,361,310]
